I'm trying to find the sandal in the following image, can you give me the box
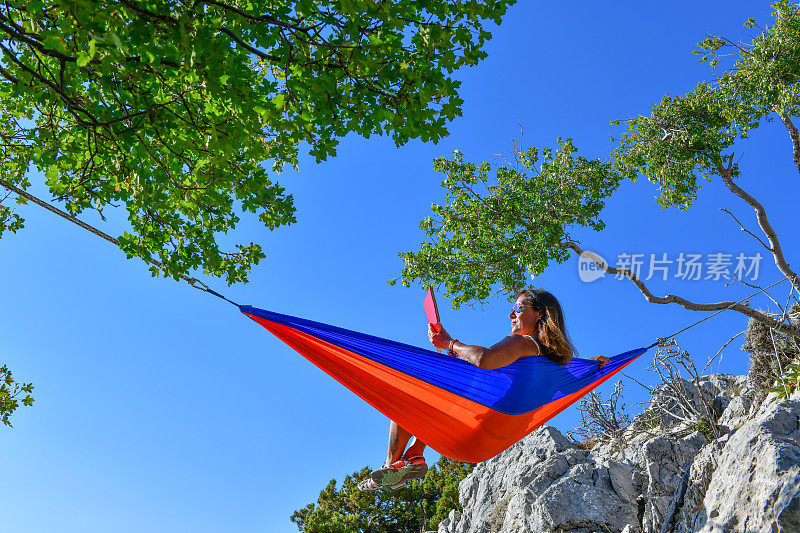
[370,455,428,487]
[358,477,381,492]
[358,477,405,492]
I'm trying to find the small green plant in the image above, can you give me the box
[638,409,662,431]
[693,417,717,443]
[768,359,800,401]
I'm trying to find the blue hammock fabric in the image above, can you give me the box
[242,305,646,462]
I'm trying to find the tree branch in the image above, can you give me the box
[218,27,281,62]
[702,329,746,372]
[196,0,303,29]
[727,275,784,312]
[720,208,772,251]
[0,61,18,84]
[0,42,97,127]
[714,156,800,295]
[117,0,178,24]
[0,17,78,63]
[776,110,800,175]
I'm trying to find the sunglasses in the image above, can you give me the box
[512,303,544,316]
[511,303,529,315]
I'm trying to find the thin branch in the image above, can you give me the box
[218,27,281,62]
[620,371,655,394]
[197,0,304,29]
[702,330,746,372]
[0,17,78,63]
[0,42,97,127]
[118,0,179,24]
[721,208,772,251]
[0,61,17,83]
[770,328,790,397]
[726,275,783,312]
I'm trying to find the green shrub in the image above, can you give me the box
[291,456,473,532]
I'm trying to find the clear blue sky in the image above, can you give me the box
[1,2,791,532]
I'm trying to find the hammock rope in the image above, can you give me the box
[0,178,212,292]
[202,287,241,308]
[646,276,792,349]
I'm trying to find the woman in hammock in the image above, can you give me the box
[358,289,610,491]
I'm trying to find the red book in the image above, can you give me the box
[423,286,441,335]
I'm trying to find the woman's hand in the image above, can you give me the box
[428,323,453,351]
[590,354,611,368]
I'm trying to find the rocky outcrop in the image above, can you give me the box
[436,375,800,532]
[687,398,800,532]
[452,426,636,532]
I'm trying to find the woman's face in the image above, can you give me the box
[509,296,540,336]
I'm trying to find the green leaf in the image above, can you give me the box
[42,35,67,54]
[108,30,126,54]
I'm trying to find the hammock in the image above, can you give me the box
[242,305,646,463]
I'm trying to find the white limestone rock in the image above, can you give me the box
[450,426,585,532]
[716,376,755,431]
[690,397,800,532]
[446,426,640,532]
[636,433,706,533]
[435,509,461,533]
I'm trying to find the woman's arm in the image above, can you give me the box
[428,325,538,370]
[452,336,539,370]
[429,325,612,369]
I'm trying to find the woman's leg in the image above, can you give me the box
[385,420,427,465]
[403,437,427,460]
[362,420,428,491]
[385,420,413,466]
[368,420,429,489]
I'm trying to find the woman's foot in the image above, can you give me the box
[357,477,405,492]
[370,455,428,487]
[358,477,381,492]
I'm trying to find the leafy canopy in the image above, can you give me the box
[394,139,620,308]
[612,0,800,209]
[291,457,473,532]
[398,1,800,307]
[0,0,514,283]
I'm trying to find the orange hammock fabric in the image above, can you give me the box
[242,305,645,463]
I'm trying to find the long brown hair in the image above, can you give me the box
[515,289,576,365]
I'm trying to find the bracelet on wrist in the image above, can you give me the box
[447,339,458,356]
